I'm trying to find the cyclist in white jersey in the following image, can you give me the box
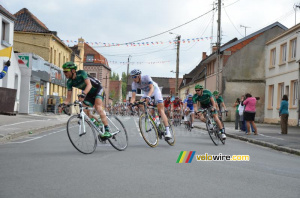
[129,69,172,140]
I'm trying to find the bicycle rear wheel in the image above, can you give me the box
[139,113,159,147]
[67,115,97,154]
[206,118,220,146]
[107,115,128,151]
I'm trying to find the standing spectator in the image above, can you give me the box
[233,98,240,131]
[279,95,289,134]
[0,60,10,79]
[242,93,258,135]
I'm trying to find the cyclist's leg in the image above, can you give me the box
[93,96,112,138]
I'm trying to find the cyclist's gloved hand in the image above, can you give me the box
[5,60,10,67]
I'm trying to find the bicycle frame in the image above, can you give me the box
[74,101,121,136]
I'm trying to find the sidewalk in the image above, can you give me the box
[0,113,69,143]
[193,121,300,156]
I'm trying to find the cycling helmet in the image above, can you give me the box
[195,84,203,89]
[130,69,141,76]
[212,90,219,96]
[62,62,77,70]
[188,94,193,98]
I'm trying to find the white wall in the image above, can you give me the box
[0,13,21,112]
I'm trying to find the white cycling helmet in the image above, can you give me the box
[188,94,193,98]
[130,69,141,76]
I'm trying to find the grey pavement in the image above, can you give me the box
[0,113,299,156]
[194,121,300,156]
[0,113,69,143]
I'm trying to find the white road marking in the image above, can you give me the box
[133,117,142,137]
[1,119,52,127]
[7,128,65,144]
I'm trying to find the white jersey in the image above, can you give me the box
[131,75,159,93]
[131,75,163,103]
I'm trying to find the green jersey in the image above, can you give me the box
[193,89,213,105]
[67,70,101,95]
[216,96,224,105]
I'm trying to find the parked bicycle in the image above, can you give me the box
[60,101,128,154]
[198,108,225,146]
[132,101,175,147]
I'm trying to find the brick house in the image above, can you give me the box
[109,80,122,104]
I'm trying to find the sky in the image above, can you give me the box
[1,0,299,79]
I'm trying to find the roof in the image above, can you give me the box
[84,43,110,70]
[14,8,51,33]
[220,22,287,51]
[70,45,80,56]
[266,23,300,45]
[0,5,16,21]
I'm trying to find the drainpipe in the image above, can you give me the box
[297,59,300,126]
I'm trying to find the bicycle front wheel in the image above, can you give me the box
[139,114,159,147]
[166,119,175,146]
[206,118,220,146]
[107,115,128,151]
[67,115,97,154]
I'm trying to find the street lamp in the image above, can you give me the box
[169,32,181,97]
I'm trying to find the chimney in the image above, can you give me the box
[78,37,84,61]
[202,52,207,60]
[212,46,218,52]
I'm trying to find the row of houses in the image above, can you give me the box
[179,22,299,126]
[0,5,119,114]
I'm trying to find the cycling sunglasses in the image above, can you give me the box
[195,89,203,92]
[63,69,71,73]
[132,75,138,79]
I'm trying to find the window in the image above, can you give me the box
[289,38,297,60]
[1,20,10,45]
[291,80,298,107]
[58,53,61,67]
[285,85,289,99]
[280,43,287,64]
[268,85,274,108]
[89,73,96,78]
[86,55,94,62]
[270,48,276,67]
[137,88,141,94]
[54,50,56,65]
[50,47,53,63]
[277,83,284,108]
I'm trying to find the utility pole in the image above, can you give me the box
[175,35,181,96]
[126,55,131,100]
[240,25,251,37]
[216,0,221,91]
[103,75,109,107]
[294,3,300,25]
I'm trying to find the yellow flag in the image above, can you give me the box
[0,47,12,58]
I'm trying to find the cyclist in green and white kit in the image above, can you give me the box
[193,85,226,140]
[62,62,112,139]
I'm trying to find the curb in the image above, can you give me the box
[194,126,300,156]
[0,123,66,144]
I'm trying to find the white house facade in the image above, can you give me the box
[264,23,300,126]
[0,6,21,112]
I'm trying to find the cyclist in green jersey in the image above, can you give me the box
[193,85,226,139]
[212,90,227,112]
[61,62,112,139]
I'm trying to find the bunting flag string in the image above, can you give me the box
[62,36,213,47]
[85,58,170,65]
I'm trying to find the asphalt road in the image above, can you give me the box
[0,116,299,198]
